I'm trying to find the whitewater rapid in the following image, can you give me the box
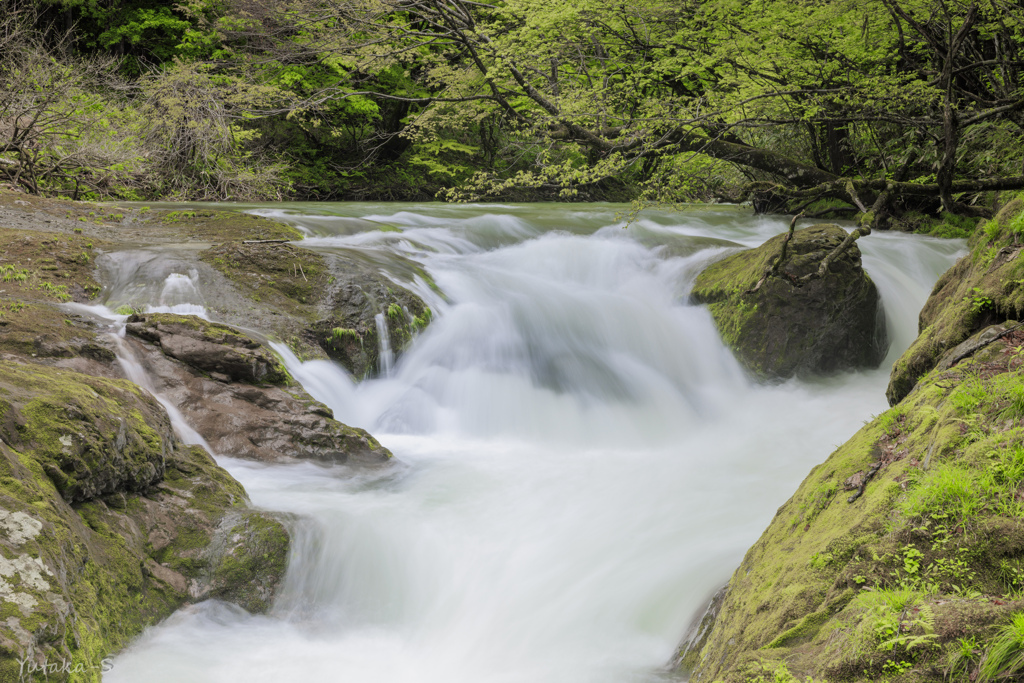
[101,204,963,683]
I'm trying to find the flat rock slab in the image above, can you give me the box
[125,313,392,466]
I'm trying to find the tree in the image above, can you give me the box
[249,0,1024,216]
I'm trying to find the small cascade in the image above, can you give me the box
[109,331,213,450]
[150,270,208,318]
[96,248,210,318]
[374,312,394,377]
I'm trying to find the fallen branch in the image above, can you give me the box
[242,239,291,244]
[798,226,870,282]
[745,212,803,294]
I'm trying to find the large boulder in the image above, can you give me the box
[125,313,392,466]
[690,224,886,379]
[0,361,289,681]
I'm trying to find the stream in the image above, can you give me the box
[97,204,964,683]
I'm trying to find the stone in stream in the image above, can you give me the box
[689,224,887,379]
[125,313,392,466]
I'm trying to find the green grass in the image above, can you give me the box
[979,612,1024,682]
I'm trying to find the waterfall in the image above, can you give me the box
[374,312,395,377]
[104,204,964,683]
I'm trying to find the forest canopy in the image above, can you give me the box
[2,0,1023,223]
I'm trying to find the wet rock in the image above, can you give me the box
[310,256,433,379]
[125,314,392,466]
[126,313,288,384]
[193,239,434,374]
[680,326,1024,682]
[690,224,886,379]
[0,361,169,503]
[0,362,290,680]
[672,585,728,676]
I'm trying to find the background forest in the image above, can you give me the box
[2,0,1024,223]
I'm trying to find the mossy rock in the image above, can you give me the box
[691,224,886,379]
[887,197,1024,405]
[125,312,288,384]
[0,361,170,503]
[682,323,1024,683]
[310,263,433,379]
[0,363,290,681]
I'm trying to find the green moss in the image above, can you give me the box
[765,609,833,649]
[210,512,290,613]
[0,363,290,676]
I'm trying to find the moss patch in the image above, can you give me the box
[0,364,290,681]
[0,227,106,304]
[200,241,328,323]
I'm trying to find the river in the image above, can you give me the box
[99,203,963,683]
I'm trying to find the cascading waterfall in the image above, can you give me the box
[97,248,211,318]
[102,204,964,683]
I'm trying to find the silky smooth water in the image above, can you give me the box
[103,205,964,683]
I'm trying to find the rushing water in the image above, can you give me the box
[101,204,964,683]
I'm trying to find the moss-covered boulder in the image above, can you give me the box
[678,323,1024,683]
[0,361,169,503]
[310,259,433,379]
[690,224,886,379]
[0,361,289,682]
[887,197,1024,405]
[125,313,393,465]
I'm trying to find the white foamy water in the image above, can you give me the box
[104,205,964,683]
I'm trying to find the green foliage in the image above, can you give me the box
[3,0,1024,204]
[979,612,1024,683]
[851,588,938,654]
[946,635,982,682]
[741,662,821,683]
[330,327,359,343]
[38,282,71,302]
[0,265,29,282]
[878,405,906,438]
[964,287,994,315]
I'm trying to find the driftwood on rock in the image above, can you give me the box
[746,213,870,294]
